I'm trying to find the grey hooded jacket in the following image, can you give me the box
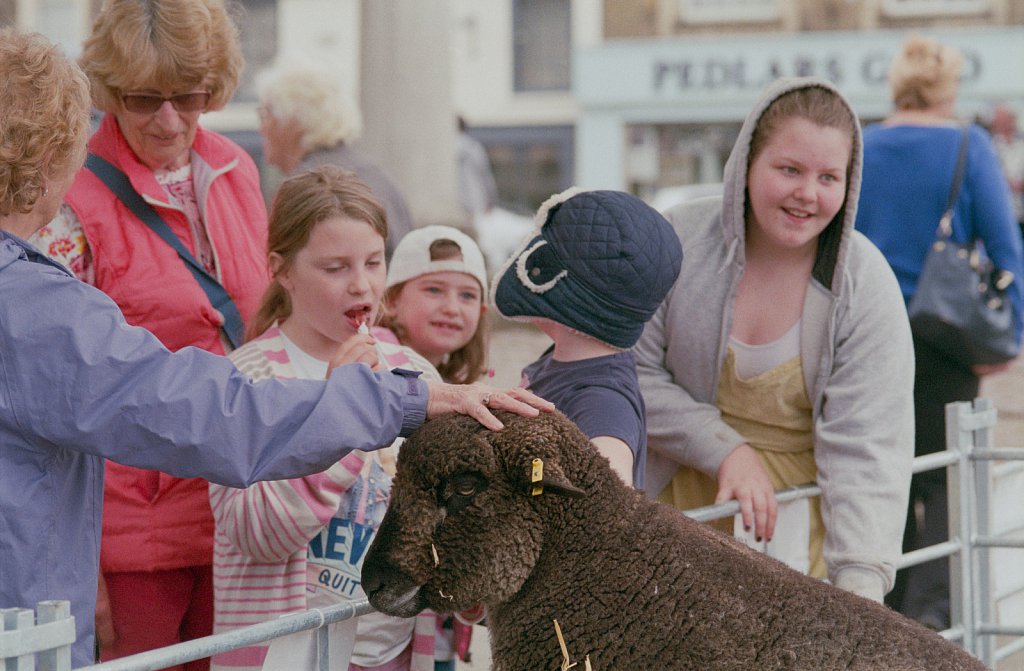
[634,77,915,602]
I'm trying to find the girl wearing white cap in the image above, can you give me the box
[379,225,491,385]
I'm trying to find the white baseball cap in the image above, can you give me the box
[386,225,488,293]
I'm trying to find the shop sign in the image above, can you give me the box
[576,29,1024,109]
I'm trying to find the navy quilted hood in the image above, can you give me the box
[490,188,683,349]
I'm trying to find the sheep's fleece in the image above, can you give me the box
[361,411,985,670]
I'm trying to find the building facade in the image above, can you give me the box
[6,0,1024,212]
[590,0,1024,197]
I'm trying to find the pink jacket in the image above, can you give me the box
[65,114,269,572]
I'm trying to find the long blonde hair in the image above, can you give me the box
[248,166,388,340]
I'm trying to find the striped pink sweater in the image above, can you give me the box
[209,326,438,671]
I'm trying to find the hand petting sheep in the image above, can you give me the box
[362,410,986,670]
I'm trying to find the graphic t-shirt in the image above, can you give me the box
[282,331,421,667]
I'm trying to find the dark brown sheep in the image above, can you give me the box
[362,410,987,670]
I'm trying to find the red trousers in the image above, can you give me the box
[101,565,213,671]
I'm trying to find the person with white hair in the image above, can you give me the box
[256,59,414,258]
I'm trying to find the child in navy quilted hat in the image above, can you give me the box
[490,187,683,489]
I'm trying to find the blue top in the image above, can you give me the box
[0,231,427,667]
[855,122,1024,342]
[521,347,647,490]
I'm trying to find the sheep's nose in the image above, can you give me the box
[360,557,425,617]
[361,550,400,601]
[361,564,383,598]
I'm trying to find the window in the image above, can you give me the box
[625,122,737,205]
[469,125,574,215]
[677,0,780,24]
[881,0,989,17]
[513,0,571,92]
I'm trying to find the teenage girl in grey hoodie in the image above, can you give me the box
[635,77,914,604]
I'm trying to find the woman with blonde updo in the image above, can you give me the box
[856,34,1024,630]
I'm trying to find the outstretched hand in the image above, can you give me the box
[426,381,554,431]
[715,443,778,542]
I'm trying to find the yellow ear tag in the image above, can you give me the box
[531,458,544,496]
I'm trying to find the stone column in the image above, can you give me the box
[359,0,466,231]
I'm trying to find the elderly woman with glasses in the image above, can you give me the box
[29,1,268,667]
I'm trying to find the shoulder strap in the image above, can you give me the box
[937,125,970,239]
[85,153,244,348]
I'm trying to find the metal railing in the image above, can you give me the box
[3,398,1022,670]
[685,398,1024,668]
[82,601,375,671]
[956,398,1024,668]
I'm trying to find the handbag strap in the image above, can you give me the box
[937,125,970,239]
[85,153,245,349]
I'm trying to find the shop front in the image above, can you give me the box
[574,27,1024,201]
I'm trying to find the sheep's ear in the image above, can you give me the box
[527,457,586,498]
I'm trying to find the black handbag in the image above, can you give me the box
[907,126,1019,368]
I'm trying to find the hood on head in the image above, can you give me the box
[721,76,862,294]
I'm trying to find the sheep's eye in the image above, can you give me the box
[443,472,488,514]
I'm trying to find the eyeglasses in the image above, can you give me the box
[121,91,211,114]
